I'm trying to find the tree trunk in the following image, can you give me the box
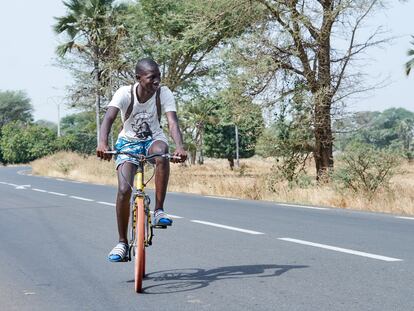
[227,156,234,170]
[313,93,334,180]
[314,12,334,180]
[190,149,196,165]
[235,124,240,168]
[197,130,204,165]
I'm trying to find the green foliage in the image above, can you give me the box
[0,122,57,164]
[35,120,58,131]
[54,0,128,111]
[59,112,97,154]
[257,89,314,182]
[123,0,262,93]
[335,108,414,159]
[180,98,219,163]
[204,97,264,160]
[333,144,401,199]
[0,90,33,127]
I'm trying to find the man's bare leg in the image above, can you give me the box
[148,140,170,211]
[116,162,137,243]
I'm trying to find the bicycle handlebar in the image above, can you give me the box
[104,150,181,161]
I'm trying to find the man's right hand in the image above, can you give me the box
[96,144,112,161]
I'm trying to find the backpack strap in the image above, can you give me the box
[124,84,134,122]
[156,87,162,126]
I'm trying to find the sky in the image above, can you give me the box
[0,1,413,123]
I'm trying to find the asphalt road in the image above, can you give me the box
[0,166,413,311]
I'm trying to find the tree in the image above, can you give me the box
[256,94,314,181]
[123,0,262,94]
[335,108,414,158]
[54,0,127,144]
[180,98,219,164]
[204,97,264,169]
[229,0,389,179]
[59,112,99,154]
[0,122,56,164]
[406,36,414,76]
[0,90,33,127]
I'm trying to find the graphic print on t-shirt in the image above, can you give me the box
[131,111,152,140]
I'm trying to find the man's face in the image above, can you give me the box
[137,68,161,92]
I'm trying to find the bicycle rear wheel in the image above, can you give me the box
[134,197,145,293]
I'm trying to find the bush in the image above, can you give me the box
[333,144,401,199]
[0,121,57,164]
[55,132,96,155]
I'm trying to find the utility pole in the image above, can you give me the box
[57,102,61,137]
[47,95,62,137]
[235,124,240,168]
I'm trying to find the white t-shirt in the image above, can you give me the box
[108,83,176,143]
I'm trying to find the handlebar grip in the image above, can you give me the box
[169,155,182,160]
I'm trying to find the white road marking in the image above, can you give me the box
[396,216,414,221]
[69,196,94,202]
[17,170,31,176]
[148,211,183,219]
[277,203,328,210]
[191,220,264,235]
[15,184,31,190]
[48,191,67,196]
[205,195,239,201]
[278,238,403,262]
[97,201,115,206]
[56,178,66,182]
[168,214,183,219]
[32,188,47,193]
[71,181,83,184]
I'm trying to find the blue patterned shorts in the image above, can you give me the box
[114,137,154,169]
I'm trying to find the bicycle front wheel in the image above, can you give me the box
[134,197,145,293]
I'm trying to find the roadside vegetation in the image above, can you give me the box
[31,150,414,215]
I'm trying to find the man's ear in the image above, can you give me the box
[135,74,140,81]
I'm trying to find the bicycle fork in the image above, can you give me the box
[128,192,152,261]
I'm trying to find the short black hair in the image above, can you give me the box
[135,58,159,75]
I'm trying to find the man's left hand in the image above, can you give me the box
[172,147,187,163]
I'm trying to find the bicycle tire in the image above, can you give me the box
[134,197,145,293]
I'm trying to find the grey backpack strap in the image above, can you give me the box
[124,84,134,122]
[156,87,162,127]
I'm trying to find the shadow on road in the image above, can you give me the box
[137,264,308,294]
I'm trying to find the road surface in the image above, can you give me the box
[0,166,413,310]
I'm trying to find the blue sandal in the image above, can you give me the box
[153,210,173,226]
[108,242,129,262]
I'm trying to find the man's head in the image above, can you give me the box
[135,58,161,92]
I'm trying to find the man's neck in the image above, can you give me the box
[136,84,155,103]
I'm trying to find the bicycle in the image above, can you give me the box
[105,150,179,293]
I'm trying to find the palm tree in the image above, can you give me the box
[406,36,414,76]
[181,99,219,165]
[54,0,126,144]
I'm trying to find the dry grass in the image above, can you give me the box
[31,152,414,216]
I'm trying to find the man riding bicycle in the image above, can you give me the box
[96,58,187,262]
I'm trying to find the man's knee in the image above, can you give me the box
[118,183,132,199]
[149,141,169,165]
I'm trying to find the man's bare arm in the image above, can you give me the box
[166,111,187,162]
[96,107,119,161]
